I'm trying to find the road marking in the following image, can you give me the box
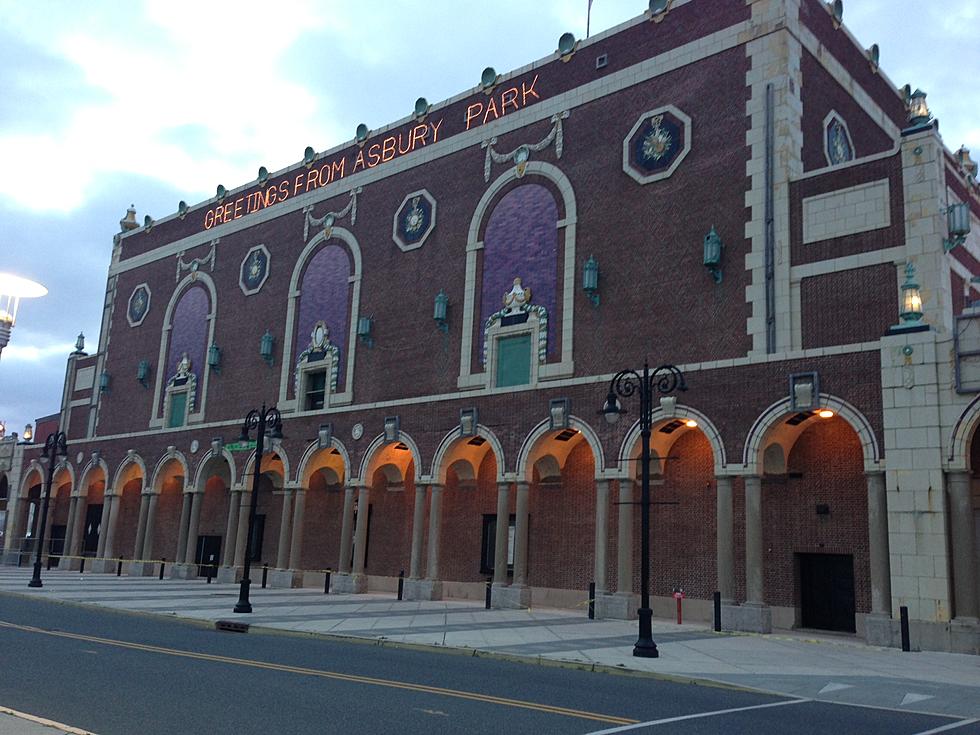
[912,719,980,734]
[0,620,635,726]
[902,693,935,706]
[818,682,854,694]
[0,706,96,735]
[583,698,810,733]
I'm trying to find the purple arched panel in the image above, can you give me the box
[480,184,559,357]
[166,285,210,384]
[297,244,351,386]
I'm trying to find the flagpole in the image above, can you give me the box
[587,0,593,38]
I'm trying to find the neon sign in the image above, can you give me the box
[202,74,544,231]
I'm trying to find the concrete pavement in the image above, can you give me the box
[0,707,94,734]
[2,567,979,722]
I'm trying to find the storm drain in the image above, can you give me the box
[215,619,250,634]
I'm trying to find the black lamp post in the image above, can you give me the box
[234,404,283,614]
[601,361,685,658]
[28,430,68,588]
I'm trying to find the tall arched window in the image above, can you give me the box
[152,276,216,428]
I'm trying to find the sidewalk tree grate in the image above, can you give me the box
[215,620,250,634]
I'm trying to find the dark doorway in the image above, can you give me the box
[799,553,855,633]
[49,524,66,566]
[195,535,221,576]
[83,503,102,555]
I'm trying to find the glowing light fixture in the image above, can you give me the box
[818,409,835,419]
[0,272,47,357]
[908,88,931,127]
[899,262,923,324]
[684,419,698,428]
[22,423,33,443]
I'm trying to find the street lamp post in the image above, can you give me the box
[0,272,47,358]
[234,404,283,613]
[28,430,68,588]
[601,361,686,658]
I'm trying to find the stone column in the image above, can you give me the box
[616,481,634,595]
[338,485,355,573]
[493,481,510,585]
[175,492,193,565]
[233,490,251,569]
[864,471,892,617]
[947,471,978,620]
[276,489,294,568]
[744,476,764,605]
[103,495,122,559]
[716,476,735,603]
[513,481,530,588]
[141,493,159,560]
[133,493,150,560]
[409,484,428,579]
[183,491,203,565]
[221,490,241,566]
[426,485,443,580]
[352,486,370,576]
[288,489,306,570]
[68,496,87,558]
[62,496,78,562]
[594,479,609,594]
[97,495,113,559]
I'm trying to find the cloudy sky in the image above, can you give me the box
[0,0,977,438]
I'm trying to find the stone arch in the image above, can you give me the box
[111,453,147,494]
[240,446,291,490]
[616,404,728,478]
[192,447,237,491]
[151,272,218,428]
[279,226,364,408]
[77,458,110,497]
[19,461,45,496]
[742,394,880,475]
[148,449,190,494]
[51,461,75,490]
[947,394,980,471]
[428,424,506,484]
[516,415,604,482]
[296,438,350,489]
[357,431,422,485]
[459,161,578,387]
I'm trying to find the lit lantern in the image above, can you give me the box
[908,88,931,127]
[582,255,599,305]
[899,262,923,324]
[22,423,33,442]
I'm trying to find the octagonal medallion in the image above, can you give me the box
[127,283,151,327]
[622,105,692,185]
[240,244,270,295]
[392,189,436,252]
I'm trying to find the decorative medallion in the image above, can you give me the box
[392,189,436,251]
[623,105,692,185]
[351,422,364,440]
[190,439,200,454]
[239,244,270,295]
[76,451,85,465]
[824,112,854,166]
[127,283,151,327]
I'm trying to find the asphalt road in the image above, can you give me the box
[0,593,976,735]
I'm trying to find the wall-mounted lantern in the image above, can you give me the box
[582,255,600,306]
[207,343,222,374]
[317,423,332,450]
[177,200,188,219]
[355,123,370,145]
[557,32,578,62]
[73,332,86,355]
[260,330,275,366]
[358,316,374,348]
[433,289,449,332]
[99,371,111,393]
[908,88,931,127]
[899,262,923,324]
[414,97,430,120]
[22,423,33,443]
[944,202,971,251]
[480,67,498,93]
[703,226,724,284]
[136,359,151,387]
[216,184,227,201]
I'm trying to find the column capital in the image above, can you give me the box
[514,480,530,492]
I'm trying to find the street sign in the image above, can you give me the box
[225,440,257,452]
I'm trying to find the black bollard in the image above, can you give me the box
[159,558,166,580]
[323,569,331,594]
[397,570,405,601]
[206,564,214,584]
[47,554,54,570]
[485,577,492,610]
[116,556,123,576]
[79,557,85,574]
[588,582,595,620]
[713,591,722,632]
[900,605,911,652]
[262,563,268,589]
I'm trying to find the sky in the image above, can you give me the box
[0,0,978,439]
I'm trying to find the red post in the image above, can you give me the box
[673,589,685,625]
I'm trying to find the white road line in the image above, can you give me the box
[584,698,810,734]
[912,719,980,735]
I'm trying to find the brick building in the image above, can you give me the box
[2,0,979,653]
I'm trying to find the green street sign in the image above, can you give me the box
[225,440,257,452]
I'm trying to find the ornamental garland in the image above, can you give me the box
[303,187,362,241]
[482,111,570,182]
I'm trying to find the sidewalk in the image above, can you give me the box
[0,707,94,735]
[2,567,979,719]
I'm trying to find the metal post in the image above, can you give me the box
[159,558,165,580]
[713,591,721,632]
[46,554,54,570]
[29,431,67,588]
[324,569,331,594]
[262,562,268,589]
[79,557,85,574]
[207,564,214,584]
[397,569,404,601]
[900,605,911,652]
[485,577,492,609]
[117,556,123,576]
[588,582,595,620]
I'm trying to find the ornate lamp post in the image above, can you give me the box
[601,361,686,658]
[234,404,283,613]
[0,272,47,358]
[28,430,68,588]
